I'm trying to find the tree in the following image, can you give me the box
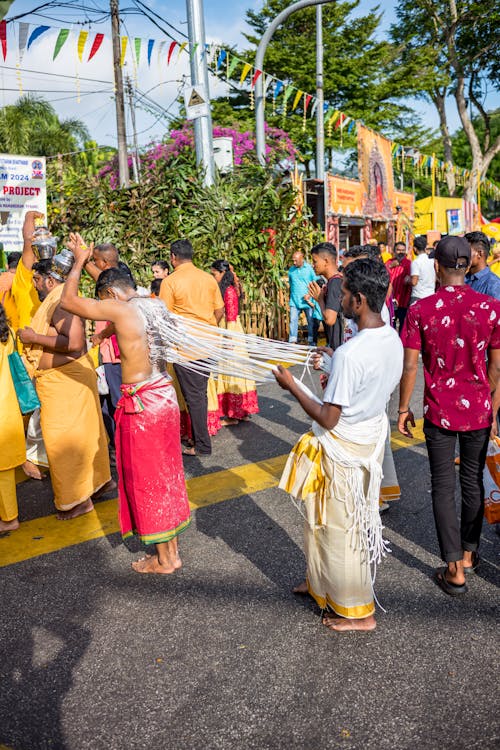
[0,95,89,156]
[210,0,430,172]
[391,0,500,200]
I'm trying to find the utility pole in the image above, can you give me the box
[126,75,140,183]
[110,0,129,188]
[186,0,215,186]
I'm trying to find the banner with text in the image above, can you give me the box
[0,154,47,253]
[328,175,365,217]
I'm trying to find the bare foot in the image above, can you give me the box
[22,460,43,480]
[220,417,239,426]
[292,580,309,594]
[182,446,197,456]
[131,555,176,575]
[322,613,377,632]
[0,518,20,533]
[56,498,94,521]
[92,479,117,500]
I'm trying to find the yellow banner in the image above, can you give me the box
[120,36,128,67]
[357,124,395,220]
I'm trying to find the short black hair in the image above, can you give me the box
[414,236,427,253]
[95,267,137,296]
[151,259,169,270]
[465,231,490,256]
[362,244,382,260]
[311,242,337,259]
[394,242,406,252]
[94,243,119,266]
[32,259,53,277]
[150,278,162,295]
[343,257,389,313]
[343,245,366,260]
[7,251,21,269]
[170,239,194,260]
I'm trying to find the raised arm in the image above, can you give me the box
[21,210,45,271]
[60,233,122,323]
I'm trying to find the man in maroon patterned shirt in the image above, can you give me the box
[398,236,500,596]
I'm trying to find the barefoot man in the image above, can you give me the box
[18,255,112,519]
[274,258,403,632]
[61,236,191,574]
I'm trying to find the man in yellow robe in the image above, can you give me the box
[18,257,112,519]
[0,303,26,532]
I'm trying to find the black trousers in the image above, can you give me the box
[423,419,489,563]
[394,306,407,335]
[174,363,211,454]
[101,362,122,447]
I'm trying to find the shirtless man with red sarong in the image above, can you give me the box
[61,234,191,574]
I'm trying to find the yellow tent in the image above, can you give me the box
[414,196,466,235]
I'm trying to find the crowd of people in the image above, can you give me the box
[1,214,499,633]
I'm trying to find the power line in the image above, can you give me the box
[0,66,112,85]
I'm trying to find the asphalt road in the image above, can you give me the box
[0,365,499,750]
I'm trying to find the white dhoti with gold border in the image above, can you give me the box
[280,414,388,619]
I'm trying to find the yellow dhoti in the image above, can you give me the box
[280,418,387,619]
[35,354,111,511]
[0,332,26,522]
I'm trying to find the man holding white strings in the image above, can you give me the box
[274,258,403,632]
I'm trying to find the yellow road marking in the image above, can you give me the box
[1,421,424,568]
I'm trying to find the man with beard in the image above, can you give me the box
[275,258,403,632]
[17,257,112,519]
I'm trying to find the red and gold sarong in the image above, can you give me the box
[115,374,191,544]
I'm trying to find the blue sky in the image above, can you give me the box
[0,1,495,152]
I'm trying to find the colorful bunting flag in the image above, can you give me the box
[18,23,30,62]
[88,33,104,62]
[216,49,227,70]
[147,38,154,66]
[227,55,239,77]
[134,37,141,64]
[0,20,7,61]
[53,28,69,60]
[251,69,262,88]
[120,36,128,66]
[167,40,177,64]
[178,41,187,59]
[27,25,50,50]
[157,40,165,64]
[273,80,284,98]
[240,62,252,85]
[77,30,88,62]
[292,89,303,111]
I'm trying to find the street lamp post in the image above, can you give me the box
[254,0,333,168]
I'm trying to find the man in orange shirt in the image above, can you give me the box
[160,239,224,455]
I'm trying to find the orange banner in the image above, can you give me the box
[393,190,415,219]
[357,124,394,220]
[328,175,365,216]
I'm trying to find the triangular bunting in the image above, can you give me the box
[273,80,284,98]
[227,55,239,77]
[0,20,7,61]
[134,37,141,64]
[53,28,69,60]
[27,25,50,50]
[120,36,128,66]
[167,40,178,64]
[240,62,252,85]
[147,39,154,65]
[292,89,303,111]
[88,33,104,61]
[77,30,88,62]
[178,41,187,58]
[251,69,262,88]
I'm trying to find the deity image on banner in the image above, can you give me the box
[357,124,395,221]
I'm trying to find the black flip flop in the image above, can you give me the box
[435,567,468,596]
[463,552,480,576]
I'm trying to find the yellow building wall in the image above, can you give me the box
[414,196,464,235]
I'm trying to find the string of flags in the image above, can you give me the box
[0,18,498,198]
[391,143,500,200]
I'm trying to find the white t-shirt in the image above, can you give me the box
[410,253,436,300]
[323,325,403,424]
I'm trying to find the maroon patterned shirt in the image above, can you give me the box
[402,285,500,431]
